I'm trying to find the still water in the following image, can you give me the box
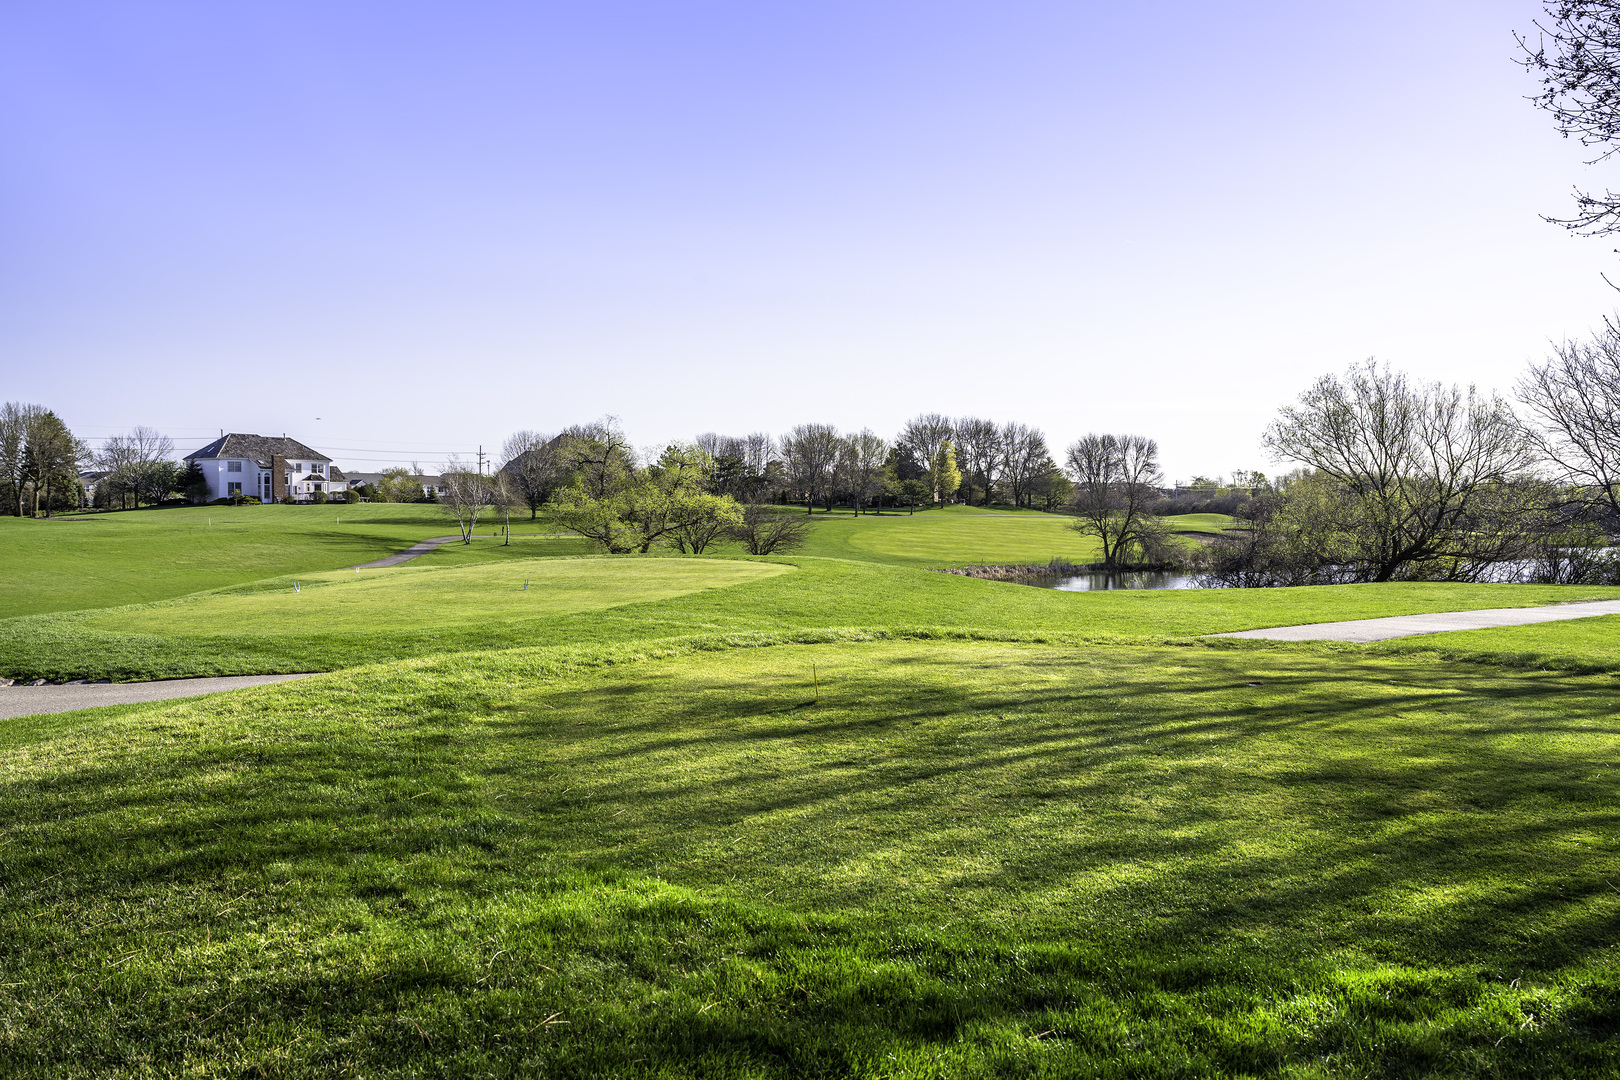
[1021,571,1196,592]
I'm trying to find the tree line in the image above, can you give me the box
[1192,343,1620,587]
[13,326,1620,590]
[0,410,212,515]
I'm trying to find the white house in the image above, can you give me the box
[183,434,339,503]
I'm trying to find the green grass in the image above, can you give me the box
[0,504,595,618]
[4,637,1619,1076]
[10,503,1620,1074]
[795,504,1102,567]
[1372,613,1620,673]
[5,553,1619,681]
[88,557,791,636]
[793,504,1237,567]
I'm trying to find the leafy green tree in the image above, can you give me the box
[553,440,742,554]
[17,408,85,518]
[897,478,931,514]
[933,441,962,503]
[374,467,421,503]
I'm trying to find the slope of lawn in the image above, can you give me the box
[3,638,1618,1076]
[796,504,1236,567]
[6,553,1620,681]
[0,505,591,618]
[797,504,1104,567]
[92,557,792,635]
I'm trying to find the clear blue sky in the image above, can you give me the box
[2,0,1614,480]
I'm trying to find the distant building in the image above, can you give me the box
[183,434,336,503]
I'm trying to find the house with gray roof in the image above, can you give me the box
[183,434,338,503]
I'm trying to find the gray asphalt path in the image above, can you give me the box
[349,535,464,569]
[348,533,573,570]
[0,674,318,720]
[1210,600,1620,643]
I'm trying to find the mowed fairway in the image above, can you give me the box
[84,557,792,635]
[3,639,1619,1076]
[8,555,1620,681]
[0,505,592,618]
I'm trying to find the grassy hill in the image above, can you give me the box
[0,504,591,618]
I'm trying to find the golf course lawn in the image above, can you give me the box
[7,504,1620,1076]
[795,504,1230,568]
[797,504,1105,567]
[0,505,592,618]
[3,639,1618,1076]
[86,557,793,635]
[6,554,1620,681]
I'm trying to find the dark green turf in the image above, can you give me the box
[2,639,1617,1076]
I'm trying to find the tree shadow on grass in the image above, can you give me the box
[3,643,1620,1075]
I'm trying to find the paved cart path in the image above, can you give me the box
[1210,600,1620,643]
[349,533,576,570]
[349,535,465,568]
[0,674,318,720]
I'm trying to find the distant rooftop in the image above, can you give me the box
[184,434,331,464]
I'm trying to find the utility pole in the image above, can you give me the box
[476,445,487,475]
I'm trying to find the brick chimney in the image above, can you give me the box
[271,454,288,502]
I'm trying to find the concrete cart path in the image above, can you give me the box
[349,535,465,569]
[348,533,573,570]
[0,674,318,720]
[1210,599,1620,643]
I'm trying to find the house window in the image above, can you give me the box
[310,463,324,475]
[294,463,304,473]
[227,482,242,495]
[227,460,242,473]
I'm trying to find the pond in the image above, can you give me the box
[1019,570,1196,592]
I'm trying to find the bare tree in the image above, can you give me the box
[1065,433,1170,567]
[840,429,889,514]
[998,422,1049,509]
[1520,3,1620,237]
[97,426,177,509]
[778,423,841,512]
[497,429,562,519]
[1519,322,1620,517]
[489,471,519,545]
[0,402,37,516]
[899,413,954,504]
[729,503,813,554]
[1263,360,1538,582]
[438,456,494,543]
[952,417,1003,506]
